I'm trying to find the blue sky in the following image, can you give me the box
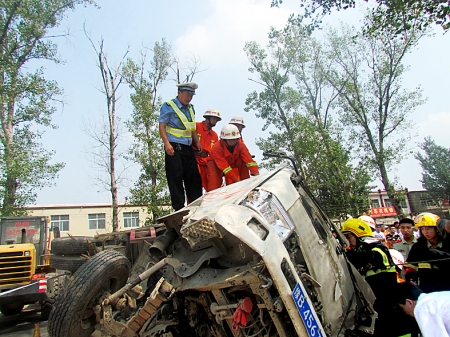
[34,0,450,205]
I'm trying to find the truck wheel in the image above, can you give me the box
[48,249,130,337]
[0,302,24,316]
[51,236,94,255]
[50,255,86,273]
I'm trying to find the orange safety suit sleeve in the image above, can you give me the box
[206,160,223,191]
[196,122,220,190]
[236,142,259,175]
[210,140,239,183]
[196,122,218,151]
[195,122,218,160]
[203,129,218,155]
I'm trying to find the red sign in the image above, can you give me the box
[6,228,38,236]
[369,206,397,218]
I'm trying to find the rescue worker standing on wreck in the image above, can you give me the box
[209,124,259,191]
[158,83,202,211]
[341,218,403,337]
[194,108,221,192]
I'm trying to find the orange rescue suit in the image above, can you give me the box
[209,139,259,191]
[195,121,218,191]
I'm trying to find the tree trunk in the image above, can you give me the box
[87,37,127,232]
[2,94,17,215]
[109,100,119,232]
[379,162,403,218]
[107,67,119,232]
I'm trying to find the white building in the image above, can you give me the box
[28,204,151,237]
[368,190,411,225]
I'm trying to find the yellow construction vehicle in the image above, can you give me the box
[0,216,61,317]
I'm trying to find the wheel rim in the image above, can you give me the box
[77,274,125,333]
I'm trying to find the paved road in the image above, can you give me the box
[0,305,104,336]
[0,304,48,337]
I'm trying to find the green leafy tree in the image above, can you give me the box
[122,40,174,220]
[0,0,94,216]
[326,19,425,217]
[245,26,371,217]
[416,137,450,201]
[271,0,450,32]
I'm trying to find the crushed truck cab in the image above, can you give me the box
[49,165,377,337]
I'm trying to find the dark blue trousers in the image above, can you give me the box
[165,142,202,211]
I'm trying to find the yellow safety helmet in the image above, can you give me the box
[414,212,440,228]
[341,218,374,238]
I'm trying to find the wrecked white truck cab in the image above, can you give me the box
[48,165,376,337]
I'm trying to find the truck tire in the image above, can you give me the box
[51,236,94,255]
[50,255,86,273]
[48,249,130,337]
[0,302,24,316]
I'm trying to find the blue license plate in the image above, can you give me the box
[292,283,324,337]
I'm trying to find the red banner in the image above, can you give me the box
[369,206,397,218]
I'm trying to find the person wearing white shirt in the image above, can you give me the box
[374,224,385,241]
[396,282,450,337]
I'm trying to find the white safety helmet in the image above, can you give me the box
[359,215,376,230]
[220,124,241,140]
[389,249,405,270]
[229,116,246,128]
[203,108,222,121]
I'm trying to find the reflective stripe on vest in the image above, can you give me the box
[165,100,196,138]
[366,247,396,277]
[223,167,232,175]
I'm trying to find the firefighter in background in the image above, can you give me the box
[194,108,221,192]
[406,212,450,293]
[208,124,259,191]
[359,214,376,231]
[341,218,405,336]
[229,116,245,138]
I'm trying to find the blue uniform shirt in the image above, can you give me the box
[159,97,195,146]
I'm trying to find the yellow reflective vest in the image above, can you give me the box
[365,247,396,277]
[165,100,196,138]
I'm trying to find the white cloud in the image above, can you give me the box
[416,111,450,146]
[174,0,293,69]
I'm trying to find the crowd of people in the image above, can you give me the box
[341,213,450,336]
[158,82,259,211]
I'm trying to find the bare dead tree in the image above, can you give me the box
[170,52,207,83]
[85,28,129,232]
